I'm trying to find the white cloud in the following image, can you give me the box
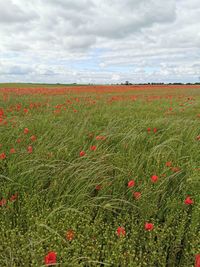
[0,0,199,83]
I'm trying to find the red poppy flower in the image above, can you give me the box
[79,151,86,157]
[184,196,194,205]
[27,146,33,154]
[90,145,97,151]
[145,222,154,231]
[195,254,200,267]
[24,128,29,134]
[30,135,37,141]
[0,108,4,117]
[10,148,16,154]
[95,185,102,191]
[147,128,151,133]
[165,161,172,167]
[116,226,126,237]
[151,175,158,183]
[196,135,200,141]
[44,251,57,266]
[133,191,141,199]
[0,198,7,207]
[171,167,180,173]
[16,138,21,143]
[153,128,157,133]
[10,193,18,202]
[66,229,75,241]
[96,135,106,140]
[0,152,6,160]
[128,180,135,188]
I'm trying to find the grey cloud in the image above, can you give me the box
[0,0,38,24]
[49,0,94,11]
[74,0,176,39]
[62,35,96,51]
[0,0,177,52]
[0,64,33,75]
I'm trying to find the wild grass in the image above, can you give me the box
[0,87,200,266]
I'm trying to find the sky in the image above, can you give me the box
[0,0,200,84]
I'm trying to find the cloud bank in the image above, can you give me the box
[0,0,200,83]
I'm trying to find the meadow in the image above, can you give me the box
[0,84,200,266]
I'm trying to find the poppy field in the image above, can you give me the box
[0,84,200,266]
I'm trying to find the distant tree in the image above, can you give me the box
[173,82,183,85]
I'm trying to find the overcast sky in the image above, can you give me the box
[0,0,200,84]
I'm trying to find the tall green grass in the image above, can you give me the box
[0,89,200,266]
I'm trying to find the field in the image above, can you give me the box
[0,84,200,266]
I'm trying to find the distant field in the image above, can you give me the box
[0,83,200,95]
[0,85,200,266]
[0,83,84,88]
